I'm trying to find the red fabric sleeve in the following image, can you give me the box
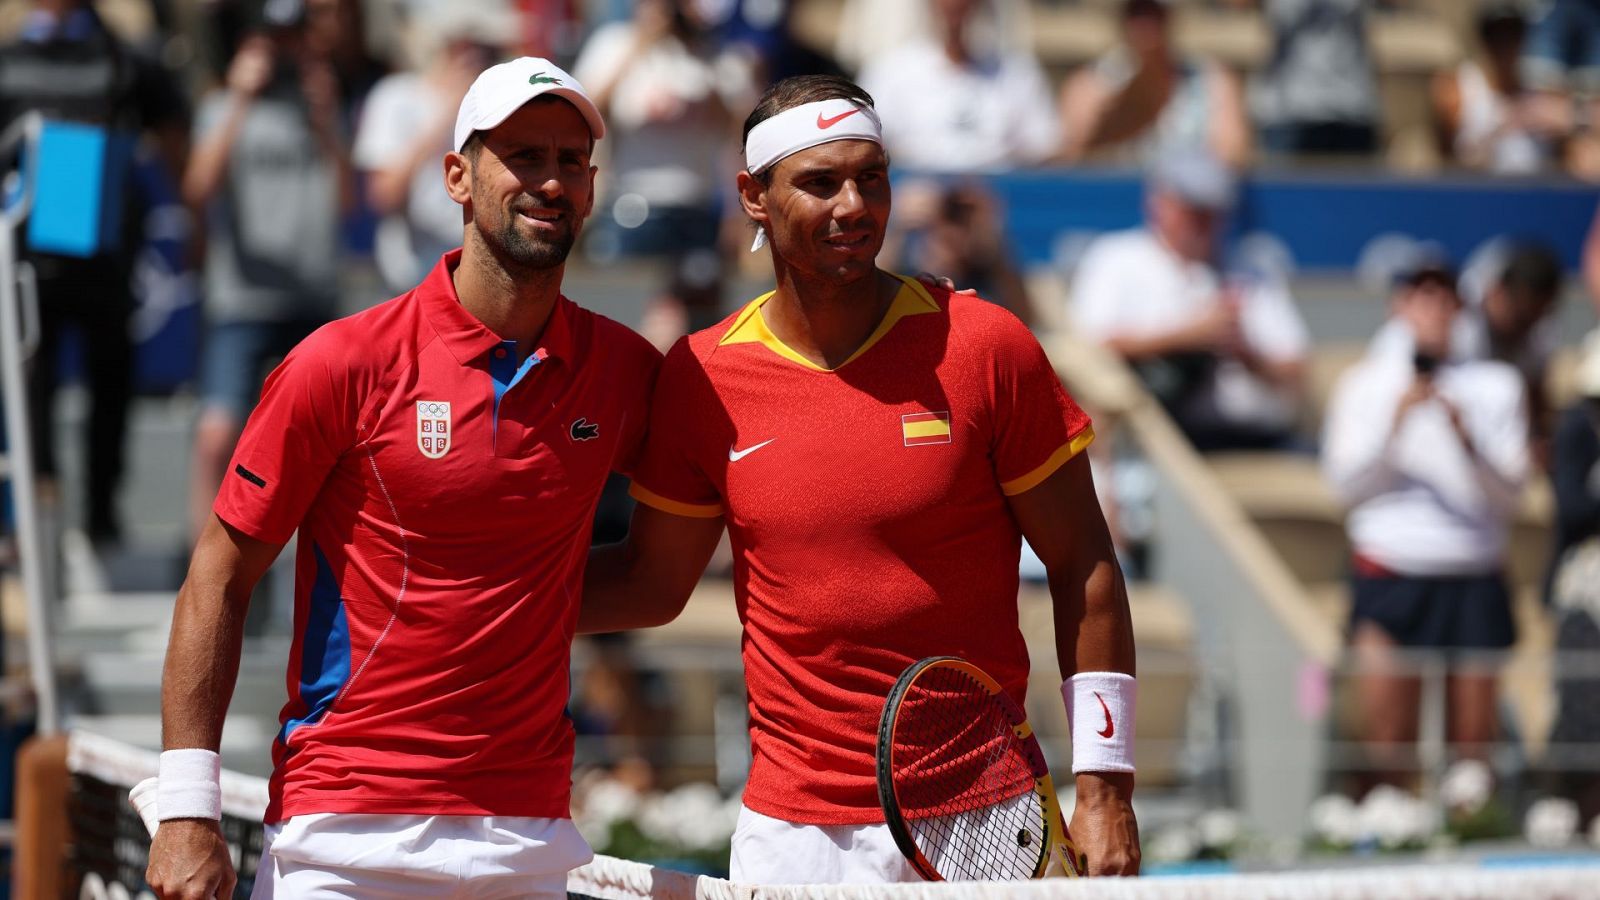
[610,333,664,479]
[987,315,1094,496]
[629,337,723,517]
[213,333,359,545]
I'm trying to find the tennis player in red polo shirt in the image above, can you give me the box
[580,74,1140,883]
[146,58,660,899]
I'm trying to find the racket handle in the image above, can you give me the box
[129,776,161,837]
[1045,845,1088,878]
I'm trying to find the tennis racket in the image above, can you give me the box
[876,656,1086,881]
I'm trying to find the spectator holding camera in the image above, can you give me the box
[183,0,353,542]
[1069,151,1308,452]
[1373,241,1565,461]
[1322,261,1530,790]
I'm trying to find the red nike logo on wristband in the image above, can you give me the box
[817,109,861,129]
[1095,691,1114,738]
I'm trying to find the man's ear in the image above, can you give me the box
[736,170,769,231]
[445,150,472,206]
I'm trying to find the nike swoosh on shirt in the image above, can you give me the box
[729,439,776,461]
[816,108,861,129]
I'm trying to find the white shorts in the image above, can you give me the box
[728,793,1044,885]
[728,805,918,885]
[250,813,592,899]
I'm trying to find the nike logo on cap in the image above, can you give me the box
[729,439,775,461]
[817,108,861,129]
[1095,691,1114,739]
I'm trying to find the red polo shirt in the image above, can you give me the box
[631,276,1093,824]
[215,250,661,823]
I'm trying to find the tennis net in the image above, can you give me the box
[43,730,1600,900]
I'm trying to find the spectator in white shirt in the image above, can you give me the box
[354,5,511,292]
[1371,241,1564,463]
[857,0,1060,172]
[1069,151,1308,451]
[1322,261,1529,793]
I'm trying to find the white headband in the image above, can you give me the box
[744,98,884,251]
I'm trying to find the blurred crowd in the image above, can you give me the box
[7,0,1600,542]
[1,0,1599,822]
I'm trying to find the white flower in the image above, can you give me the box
[1308,793,1360,846]
[637,782,736,852]
[1196,809,1241,849]
[1439,759,1494,813]
[1146,824,1199,862]
[1526,798,1580,848]
[1357,785,1437,849]
[577,778,641,832]
[575,818,612,850]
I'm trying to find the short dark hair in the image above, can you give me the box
[1498,242,1562,305]
[742,75,875,182]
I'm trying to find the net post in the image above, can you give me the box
[13,733,68,900]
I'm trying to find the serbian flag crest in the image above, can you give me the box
[418,400,452,459]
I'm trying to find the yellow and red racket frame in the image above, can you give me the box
[876,656,1087,881]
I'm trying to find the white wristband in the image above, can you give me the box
[1063,672,1136,774]
[156,749,222,821]
[128,776,161,836]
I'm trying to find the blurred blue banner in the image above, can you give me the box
[981,168,1597,274]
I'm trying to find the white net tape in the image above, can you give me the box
[68,729,270,820]
[568,855,1600,900]
[67,731,1600,900]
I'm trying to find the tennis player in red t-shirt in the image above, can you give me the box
[580,74,1140,883]
[146,59,661,899]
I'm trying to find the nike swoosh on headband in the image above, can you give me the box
[817,108,862,129]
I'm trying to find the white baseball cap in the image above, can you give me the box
[453,57,605,152]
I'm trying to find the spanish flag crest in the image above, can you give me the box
[902,411,952,447]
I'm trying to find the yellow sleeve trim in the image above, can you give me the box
[999,427,1096,497]
[629,482,725,519]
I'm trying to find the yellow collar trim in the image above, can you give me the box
[717,274,941,372]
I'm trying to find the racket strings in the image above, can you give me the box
[892,667,1047,880]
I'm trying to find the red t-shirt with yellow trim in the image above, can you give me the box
[630,274,1093,825]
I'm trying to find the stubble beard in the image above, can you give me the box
[471,175,579,273]
[484,207,576,272]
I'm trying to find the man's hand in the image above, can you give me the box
[1434,394,1483,461]
[1391,376,1436,436]
[301,60,342,143]
[915,273,977,296]
[225,36,274,98]
[147,819,237,899]
[1068,772,1140,876]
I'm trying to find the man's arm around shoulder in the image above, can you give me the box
[579,501,725,634]
[147,515,282,900]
